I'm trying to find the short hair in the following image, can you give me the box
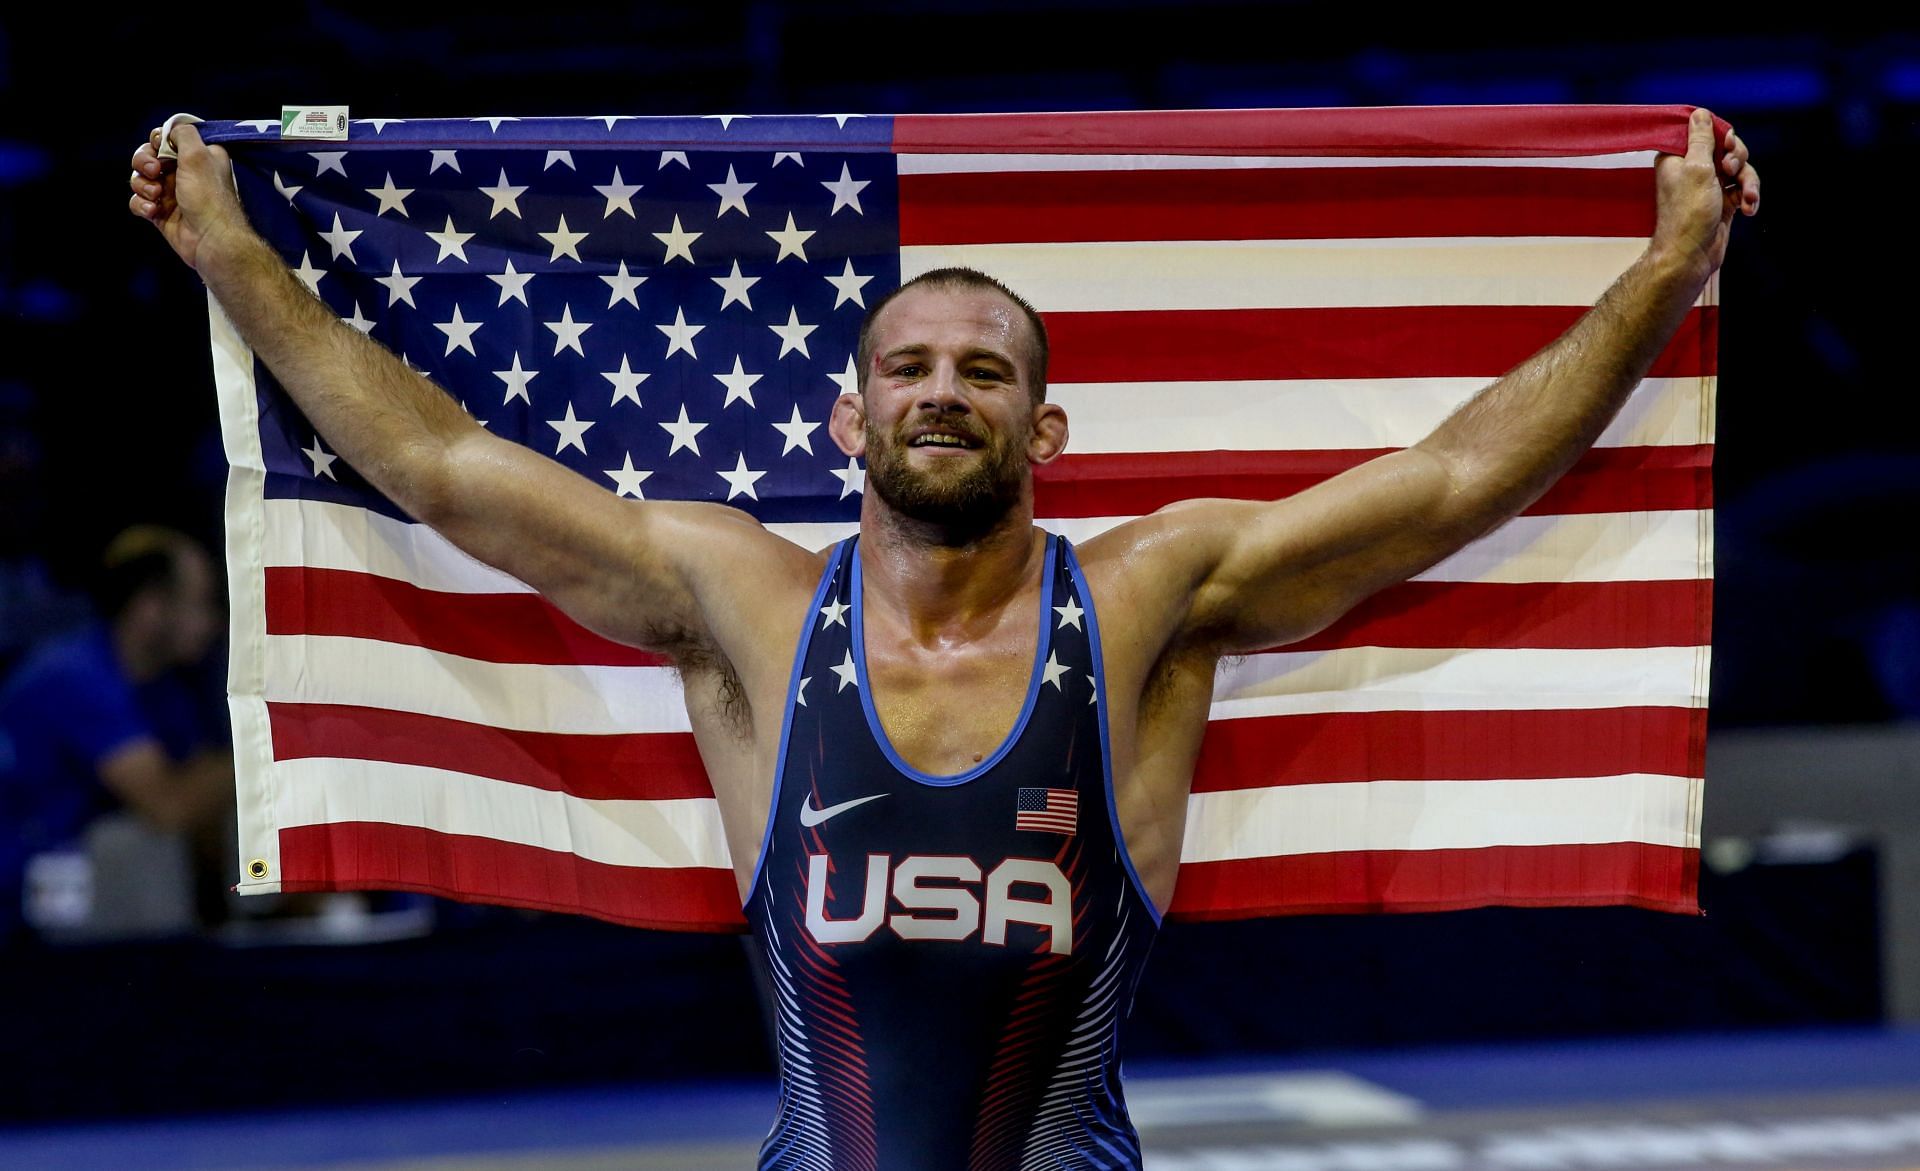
[855,268,1049,404]
[93,525,201,620]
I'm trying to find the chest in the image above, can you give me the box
[861,617,1039,777]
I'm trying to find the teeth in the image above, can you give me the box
[914,435,971,447]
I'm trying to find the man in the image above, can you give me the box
[130,111,1758,1167]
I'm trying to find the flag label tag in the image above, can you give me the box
[280,105,350,141]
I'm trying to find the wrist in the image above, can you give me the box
[195,219,270,294]
[1641,241,1713,298]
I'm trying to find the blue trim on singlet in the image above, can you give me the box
[1067,540,1165,928]
[743,542,849,901]
[849,533,1060,788]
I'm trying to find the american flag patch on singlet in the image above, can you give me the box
[1016,788,1078,836]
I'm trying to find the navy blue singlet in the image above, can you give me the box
[744,533,1162,1170]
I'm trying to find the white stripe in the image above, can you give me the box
[263,634,687,734]
[1210,645,1708,716]
[273,757,731,869]
[263,498,538,594]
[1053,376,1712,452]
[900,238,1669,311]
[899,152,1657,174]
[1180,773,1701,863]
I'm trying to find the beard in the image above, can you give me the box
[865,416,1028,536]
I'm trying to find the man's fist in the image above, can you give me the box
[1651,107,1761,283]
[128,121,249,273]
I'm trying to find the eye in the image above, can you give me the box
[969,367,1004,381]
[894,363,924,378]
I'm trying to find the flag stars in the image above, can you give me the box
[378,259,421,307]
[795,676,811,707]
[594,166,642,218]
[487,259,535,307]
[1042,651,1069,691]
[495,353,538,404]
[426,216,474,263]
[659,405,708,456]
[342,302,375,334]
[832,649,859,691]
[291,250,326,295]
[366,174,414,217]
[717,454,768,501]
[429,150,461,174]
[1054,597,1084,631]
[773,405,822,455]
[716,356,764,408]
[819,599,849,629]
[273,172,303,203]
[601,260,646,309]
[770,307,818,359]
[478,169,528,218]
[310,151,348,178]
[604,453,652,498]
[656,307,704,359]
[434,305,483,356]
[545,150,575,171]
[540,215,589,263]
[707,165,756,217]
[602,356,648,406]
[548,402,595,454]
[773,152,803,168]
[713,260,760,311]
[766,213,815,263]
[318,213,362,262]
[1086,673,1098,705]
[654,215,700,265]
[825,260,873,309]
[544,305,593,356]
[830,355,860,397]
[822,163,870,215]
[303,436,338,480]
[659,151,690,169]
[832,457,865,499]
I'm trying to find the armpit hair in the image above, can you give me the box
[668,634,753,736]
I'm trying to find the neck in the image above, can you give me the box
[859,498,1046,642]
[112,617,166,684]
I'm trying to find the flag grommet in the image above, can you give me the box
[247,859,270,880]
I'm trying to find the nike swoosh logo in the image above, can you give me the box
[799,792,888,828]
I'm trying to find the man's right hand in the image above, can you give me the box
[128,121,249,273]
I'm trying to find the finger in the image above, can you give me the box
[132,141,167,177]
[1687,107,1715,164]
[170,120,206,158]
[1720,132,1748,175]
[129,191,158,221]
[1741,163,1761,214]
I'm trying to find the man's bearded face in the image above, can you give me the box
[863,406,1031,532]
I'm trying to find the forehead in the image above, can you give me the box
[871,285,1029,362]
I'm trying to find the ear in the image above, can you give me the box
[828,392,868,457]
[1027,402,1068,466]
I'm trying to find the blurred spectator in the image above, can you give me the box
[0,525,233,943]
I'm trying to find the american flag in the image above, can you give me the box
[204,107,1715,931]
[1015,788,1079,837]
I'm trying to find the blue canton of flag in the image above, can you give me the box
[229,119,903,528]
[1016,787,1078,837]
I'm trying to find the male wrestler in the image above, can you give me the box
[131,110,1758,1168]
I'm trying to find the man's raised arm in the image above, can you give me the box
[128,122,787,656]
[1158,107,1761,656]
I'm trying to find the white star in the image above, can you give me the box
[358,118,403,132]
[658,150,690,169]
[309,151,347,177]
[653,215,700,265]
[717,453,768,501]
[825,259,874,309]
[478,169,528,218]
[598,115,633,131]
[819,599,849,628]
[434,305,482,356]
[236,119,278,132]
[318,213,362,262]
[706,114,748,129]
[426,215,473,263]
[765,213,815,263]
[601,259,646,308]
[594,166,642,218]
[1086,673,1099,705]
[273,172,302,202]
[715,356,763,409]
[303,436,338,479]
[821,163,870,215]
[712,260,759,311]
[343,301,375,334]
[772,405,821,455]
[544,305,592,356]
[539,214,589,263]
[291,250,325,295]
[832,649,859,691]
[548,402,594,454]
[795,676,811,707]
[819,114,863,129]
[829,355,861,397]
[1054,597,1085,631]
[487,259,535,307]
[659,404,707,457]
[772,152,803,167]
[831,457,865,499]
[601,355,648,406]
[428,149,461,174]
[495,353,538,404]
[769,307,818,359]
[366,173,413,217]
[656,307,704,359]
[1042,650,1069,691]
[603,453,652,498]
[377,259,420,307]
[544,150,575,171]
[473,116,519,132]
[707,165,756,217]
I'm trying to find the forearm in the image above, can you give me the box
[198,226,476,518]
[1415,244,1708,533]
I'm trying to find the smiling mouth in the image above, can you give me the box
[907,433,983,450]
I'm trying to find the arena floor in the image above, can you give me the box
[10,1028,1920,1170]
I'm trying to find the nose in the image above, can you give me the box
[918,363,971,414]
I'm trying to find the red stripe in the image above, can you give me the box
[265,566,668,667]
[901,166,1653,245]
[893,105,1717,159]
[277,822,747,932]
[1286,579,1711,652]
[1191,707,1706,792]
[1045,306,1717,382]
[1035,444,1711,517]
[1165,841,1699,919]
[267,702,714,800]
